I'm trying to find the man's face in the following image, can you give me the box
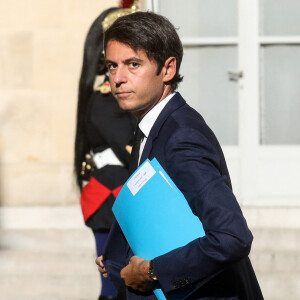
[105,40,166,120]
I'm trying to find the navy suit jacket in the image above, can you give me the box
[103,93,263,300]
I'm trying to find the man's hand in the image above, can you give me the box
[95,255,108,278]
[120,256,154,292]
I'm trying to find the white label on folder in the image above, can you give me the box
[127,161,156,196]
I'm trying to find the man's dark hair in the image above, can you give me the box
[104,11,183,91]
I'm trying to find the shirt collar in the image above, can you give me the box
[139,92,176,138]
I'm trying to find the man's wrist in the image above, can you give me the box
[148,259,158,281]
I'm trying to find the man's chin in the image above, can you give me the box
[116,101,133,112]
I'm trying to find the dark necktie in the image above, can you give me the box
[129,125,144,175]
[118,125,144,298]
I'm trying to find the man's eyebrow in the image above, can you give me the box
[105,57,144,65]
[123,57,144,64]
[105,59,116,65]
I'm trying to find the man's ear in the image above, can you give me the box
[162,57,177,83]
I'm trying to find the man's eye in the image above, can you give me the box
[107,63,117,70]
[129,62,139,68]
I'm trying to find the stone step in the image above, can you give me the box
[2,248,299,276]
[256,273,300,300]
[0,229,101,299]
[0,229,96,254]
[250,250,300,274]
[2,229,300,252]
[0,250,98,276]
[0,274,99,299]
[251,228,300,251]
[0,228,100,277]
[1,228,300,300]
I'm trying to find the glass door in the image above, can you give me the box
[151,0,241,197]
[145,0,300,206]
[256,0,300,205]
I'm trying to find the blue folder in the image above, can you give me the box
[112,158,205,300]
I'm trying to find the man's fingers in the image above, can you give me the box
[99,266,108,277]
[96,255,108,277]
[95,255,104,267]
[120,266,127,279]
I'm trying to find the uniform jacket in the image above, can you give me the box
[103,92,263,299]
[81,91,135,230]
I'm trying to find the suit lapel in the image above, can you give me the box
[140,92,186,164]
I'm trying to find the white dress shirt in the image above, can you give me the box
[138,92,176,164]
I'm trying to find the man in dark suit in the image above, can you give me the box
[96,11,264,300]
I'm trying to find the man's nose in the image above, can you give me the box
[113,66,127,85]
